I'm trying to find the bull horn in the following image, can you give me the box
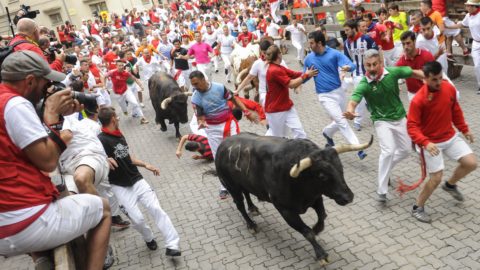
[183,91,193,96]
[161,97,173,110]
[289,157,312,178]
[334,135,374,154]
[236,68,248,85]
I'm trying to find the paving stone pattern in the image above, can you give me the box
[2,48,480,270]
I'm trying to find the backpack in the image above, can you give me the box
[0,40,30,81]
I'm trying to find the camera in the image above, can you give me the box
[51,82,98,109]
[47,46,78,65]
[13,5,40,25]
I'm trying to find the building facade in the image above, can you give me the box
[0,0,161,36]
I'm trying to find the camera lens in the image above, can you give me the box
[72,92,97,109]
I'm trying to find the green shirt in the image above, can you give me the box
[351,66,412,122]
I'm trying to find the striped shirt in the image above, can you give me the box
[187,134,213,159]
[344,33,378,77]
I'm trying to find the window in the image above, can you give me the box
[89,2,108,13]
[49,13,63,26]
[141,0,151,5]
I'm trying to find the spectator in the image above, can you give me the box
[0,50,111,270]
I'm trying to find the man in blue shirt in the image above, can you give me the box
[304,30,367,160]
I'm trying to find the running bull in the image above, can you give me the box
[214,133,373,265]
[149,71,191,139]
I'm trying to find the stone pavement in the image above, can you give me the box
[2,47,480,270]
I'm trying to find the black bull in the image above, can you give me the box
[148,72,189,138]
[214,133,373,264]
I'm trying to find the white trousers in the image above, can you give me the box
[91,34,104,49]
[221,53,232,81]
[206,121,238,191]
[292,39,305,61]
[111,179,180,249]
[472,41,480,88]
[383,48,397,67]
[114,88,144,117]
[196,63,212,81]
[265,107,306,139]
[374,118,411,195]
[317,88,360,145]
[270,1,281,23]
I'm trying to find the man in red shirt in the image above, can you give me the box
[265,45,317,138]
[407,61,477,223]
[10,18,64,72]
[104,60,148,124]
[176,133,213,160]
[237,25,258,47]
[396,31,435,102]
[376,8,397,66]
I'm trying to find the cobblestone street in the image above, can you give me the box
[2,46,480,270]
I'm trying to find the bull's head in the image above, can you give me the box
[289,136,374,205]
[160,92,192,124]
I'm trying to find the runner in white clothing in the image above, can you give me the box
[285,19,307,65]
[136,49,161,96]
[217,26,236,83]
[416,17,448,75]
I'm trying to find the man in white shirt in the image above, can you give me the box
[285,19,307,65]
[136,49,161,94]
[265,17,283,47]
[416,16,448,75]
[217,25,236,83]
[203,25,220,73]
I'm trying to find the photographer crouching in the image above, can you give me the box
[0,51,111,270]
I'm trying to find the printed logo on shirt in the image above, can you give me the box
[114,143,129,159]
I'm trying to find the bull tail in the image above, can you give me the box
[202,168,218,180]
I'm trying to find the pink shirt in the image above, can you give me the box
[187,42,213,64]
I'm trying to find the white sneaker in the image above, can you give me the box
[140,103,145,108]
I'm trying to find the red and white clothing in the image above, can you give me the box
[237,32,257,47]
[407,80,472,173]
[462,10,480,88]
[265,63,306,138]
[0,85,103,256]
[105,69,144,117]
[285,24,307,61]
[269,0,281,24]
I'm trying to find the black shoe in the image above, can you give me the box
[165,248,181,257]
[215,69,219,73]
[111,215,130,229]
[146,239,158,250]
[477,88,480,95]
[103,245,115,269]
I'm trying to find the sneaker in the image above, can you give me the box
[103,245,115,269]
[219,189,229,199]
[165,248,182,257]
[111,215,130,229]
[357,151,367,160]
[140,118,149,124]
[477,88,480,95]
[442,182,464,201]
[140,103,145,108]
[323,132,335,147]
[146,239,158,250]
[353,122,361,131]
[376,193,387,202]
[227,80,231,83]
[411,206,431,223]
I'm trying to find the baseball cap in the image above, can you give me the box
[1,50,66,82]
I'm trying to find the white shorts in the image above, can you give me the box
[62,154,110,193]
[0,194,103,256]
[424,134,473,173]
[443,18,461,37]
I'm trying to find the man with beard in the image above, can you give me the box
[344,49,424,202]
[407,61,476,223]
[0,51,111,270]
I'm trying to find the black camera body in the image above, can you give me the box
[51,82,98,109]
[13,5,40,25]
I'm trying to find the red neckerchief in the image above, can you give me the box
[366,68,384,82]
[470,8,480,16]
[348,32,363,43]
[412,24,420,33]
[101,127,123,137]
[143,55,151,63]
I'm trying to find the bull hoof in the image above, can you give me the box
[160,127,167,132]
[247,223,258,234]
[318,258,329,267]
[249,209,260,216]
